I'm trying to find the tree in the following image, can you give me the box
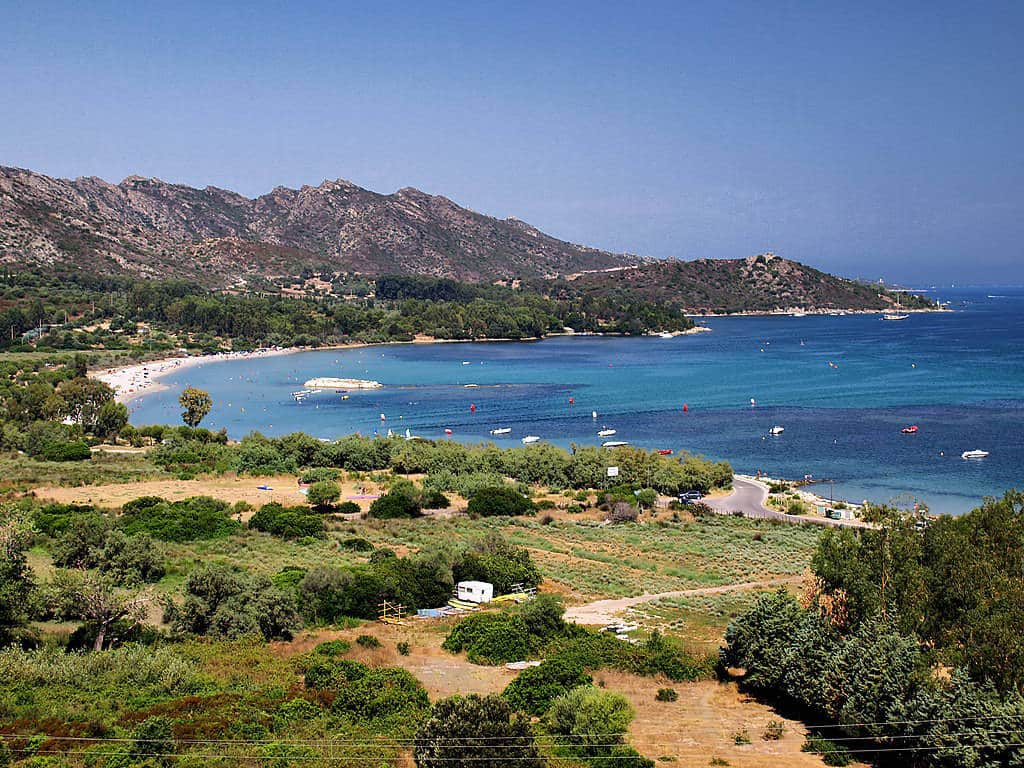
[54,378,115,432]
[307,480,341,511]
[414,694,542,768]
[179,386,212,428]
[51,570,150,651]
[0,511,36,645]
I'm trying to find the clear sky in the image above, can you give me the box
[2,1,1022,284]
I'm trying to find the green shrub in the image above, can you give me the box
[801,737,850,766]
[503,657,592,715]
[248,502,325,539]
[356,634,381,649]
[656,688,678,702]
[397,641,411,656]
[39,440,92,461]
[368,490,421,519]
[119,495,239,541]
[300,467,339,484]
[443,613,531,665]
[304,658,367,690]
[336,501,361,516]
[415,694,542,768]
[340,536,373,551]
[331,666,429,720]
[313,639,351,656]
[467,486,537,517]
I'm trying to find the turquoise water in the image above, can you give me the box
[130,287,1024,514]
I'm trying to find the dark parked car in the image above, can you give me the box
[677,491,703,504]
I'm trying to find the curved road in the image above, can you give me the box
[706,477,869,528]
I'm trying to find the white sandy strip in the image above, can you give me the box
[93,347,298,405]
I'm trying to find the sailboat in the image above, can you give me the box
[883,293,909,321]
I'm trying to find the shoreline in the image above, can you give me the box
[92,328,713,405]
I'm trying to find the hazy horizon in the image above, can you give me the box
[3,1,1022,284]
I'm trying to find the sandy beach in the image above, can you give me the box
[93,347,299,405]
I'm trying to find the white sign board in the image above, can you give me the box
[606,466,619,478]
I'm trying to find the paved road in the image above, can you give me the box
[706,477,869,528]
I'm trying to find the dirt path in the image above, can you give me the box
[565,577,800,625]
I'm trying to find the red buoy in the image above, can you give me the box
[470,403,476,413]
[683,403,689,413]
[569,397,574,405]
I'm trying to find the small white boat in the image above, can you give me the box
[962,449,989,459]
[658,331,674,339]
[769,426,785,435]
[521,435,541,445]
[883,313,909,321]
[462,361,471,365]
[464,384,479,388]
[597,428,617,437]
[490,427,512,436]
[602,440,629,448]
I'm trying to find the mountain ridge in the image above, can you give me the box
[0,166,637,285]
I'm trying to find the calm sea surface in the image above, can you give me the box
[130,287,1024,514]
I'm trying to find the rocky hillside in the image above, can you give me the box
[544,253,932,312]
[0,167,635,285]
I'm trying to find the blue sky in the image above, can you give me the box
[2,1,1022,284]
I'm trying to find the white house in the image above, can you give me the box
[456,580,494,604]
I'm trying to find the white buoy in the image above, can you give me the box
[592,411,598,419]
[750,398,756,407]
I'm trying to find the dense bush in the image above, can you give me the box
[414,694,542,768]
[502,657,592,715]
[546,685,653,768]
[368,489,422,519]
[299,467,339,484]
[119,496,240,542]
[248,502,325,539]
[39,439,92,462]
[52,515,165,584]
[443,613,531,665]
[546,628,715,682]
[331,665,430,720]
[467,486,537,517]
[166,563,300,640]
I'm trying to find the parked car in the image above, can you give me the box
[677,491,703,504]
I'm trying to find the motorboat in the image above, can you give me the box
[769,426,785,435]
[521,435,540,445]
[658,331,674,339]
[597,428,617,437]
[962,449,989,459]
[602,440,629,448]
[901,425,919,434]
[490,427,512,436]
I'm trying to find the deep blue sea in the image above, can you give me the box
[130,287,1024,514]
